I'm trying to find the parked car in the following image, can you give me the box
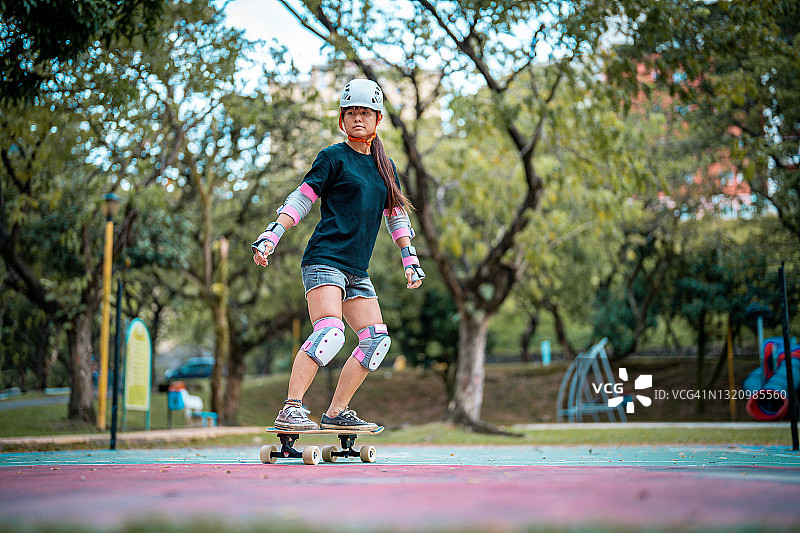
[163,356,215,382]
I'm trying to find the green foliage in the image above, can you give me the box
[1,95,109,318]
[594,211,800,360]
[670,218,799,334]
[0,0,166,101]
[0,0,294,419]
[390,287,460,387]
[609,0,800,241]
[3,0,799,429]
[0,293,50,390]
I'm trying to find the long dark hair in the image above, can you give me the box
[371,132,412,212]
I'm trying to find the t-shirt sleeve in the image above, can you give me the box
[302,150,333,198]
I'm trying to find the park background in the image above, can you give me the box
[1,0,799,440]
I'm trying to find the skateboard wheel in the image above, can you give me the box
[260,445,278,464]
[322,445,338,463]
[303,446,321,465]
[359,445,376,463]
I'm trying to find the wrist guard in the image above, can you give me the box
[401,245,425,283]
[251,221,285,255]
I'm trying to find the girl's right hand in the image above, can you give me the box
[253,241,274,267]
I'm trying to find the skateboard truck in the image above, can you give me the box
[275,433,307,459]
[273,433,367,461]
[260,428,381,464]
[325,434,360,460]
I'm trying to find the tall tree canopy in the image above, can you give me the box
[609,0,800,243]
[1,0,332,424]
[1,0,166,101]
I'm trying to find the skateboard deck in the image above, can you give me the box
[260,426,384,465]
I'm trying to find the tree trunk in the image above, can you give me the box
[44,345,59,389]
[222,346,244,425]
[210,302,226,420]
[520,312,538,364]
[695,310,708,413]
[544,299,575,359]
[149,304,164,389]
[34,320,51,390]
[446,310,489,423]
[68,311,95,423]
[210,237,230,421]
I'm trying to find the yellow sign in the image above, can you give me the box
[124,318,152,411]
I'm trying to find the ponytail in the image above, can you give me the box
[371,133,412,212]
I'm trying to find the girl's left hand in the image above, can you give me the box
[405,267,423,289]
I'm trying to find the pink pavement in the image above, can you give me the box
[2,463,799,531]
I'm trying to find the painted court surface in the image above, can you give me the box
[1,443,800,531]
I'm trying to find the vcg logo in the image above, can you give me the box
[592,368,653,413]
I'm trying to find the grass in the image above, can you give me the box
[112,422,792,449]
[0,418,791,453]
[1,361,797,449]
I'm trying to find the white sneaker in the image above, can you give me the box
[274,405,319,431]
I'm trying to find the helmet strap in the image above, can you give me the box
[347,133,376,147]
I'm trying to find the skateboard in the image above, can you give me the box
[260,426,385,465]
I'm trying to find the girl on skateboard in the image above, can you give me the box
[252,79,424,431]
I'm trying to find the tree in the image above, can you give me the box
[666,218,800,412]
[0,0,205,422]
[0,99,140,421]
[278,0,627,430]
[609,0,800,244]
[1,0,335,425]
[0,0,165,102]
[219,77,330,423]
[0,290,57,390]
[512,70,658,360]
[82,0,319,424]
[586,57,741,358]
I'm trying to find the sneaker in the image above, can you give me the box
[320,408,378,430]
[274,405,319,431]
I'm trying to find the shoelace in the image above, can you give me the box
[285,405,311,419]
[339,408,360,420]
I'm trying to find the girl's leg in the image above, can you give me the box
[285,284,343,402]
[325,296,382,417]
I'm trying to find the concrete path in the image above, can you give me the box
[2,442,799,532]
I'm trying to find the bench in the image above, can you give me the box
[167,382,218,427]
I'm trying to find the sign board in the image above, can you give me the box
[124,318,152,411]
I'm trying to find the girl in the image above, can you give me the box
[252,79,424,431]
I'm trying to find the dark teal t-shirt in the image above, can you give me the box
[300,142,394,277]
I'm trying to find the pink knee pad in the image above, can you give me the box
[302,316,345,366]
[351,323,391,371]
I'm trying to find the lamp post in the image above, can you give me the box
[97,192,120,430]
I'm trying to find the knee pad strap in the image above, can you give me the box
[352,323,391,371]
[302,316,345,366]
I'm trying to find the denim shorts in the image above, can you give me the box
[301,264,377,301]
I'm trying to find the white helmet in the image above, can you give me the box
[340,79,383,113]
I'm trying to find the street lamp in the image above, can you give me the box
[101,192,120,219]
[97,192,120,430]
